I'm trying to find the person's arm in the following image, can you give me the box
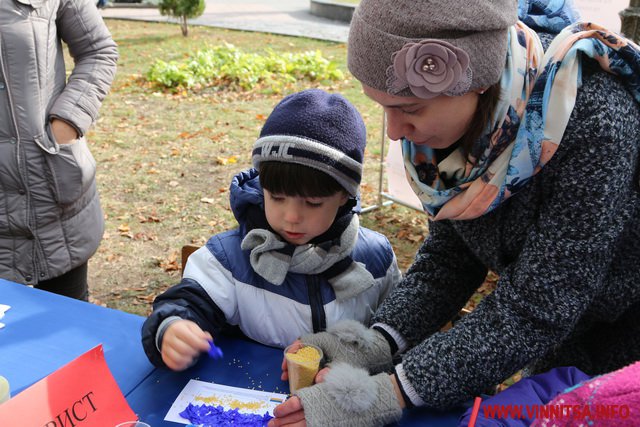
[372,218,488,350]
[394,71,639,409]
[141,246,236,368]
[50,0,118,136]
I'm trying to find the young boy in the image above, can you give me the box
[141,89,401,370]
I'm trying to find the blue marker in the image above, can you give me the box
[207,339,224,360]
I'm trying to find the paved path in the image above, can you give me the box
[101,0,350,42]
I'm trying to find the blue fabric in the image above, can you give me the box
[517,0,579,34]
[229,168,265,231]
[457,367,591,426]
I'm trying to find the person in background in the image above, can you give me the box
[268,0,640,426]
[141,89,401,371]
[0,0,118,300]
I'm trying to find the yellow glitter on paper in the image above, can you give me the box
[195,394,267,411]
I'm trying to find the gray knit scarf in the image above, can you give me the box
[240,214,375,301]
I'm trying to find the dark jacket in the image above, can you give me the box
[373,50,640,408]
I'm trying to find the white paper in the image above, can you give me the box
[165,379,288,424]
[0,304,10,317]
[0,304,10,329]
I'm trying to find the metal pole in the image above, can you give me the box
[377,110,386,208]
[620,0,640,43]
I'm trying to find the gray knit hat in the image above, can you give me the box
[348,0,518,99]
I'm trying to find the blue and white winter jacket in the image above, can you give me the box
[141,169,401,367]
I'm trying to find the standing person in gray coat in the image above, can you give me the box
[0,0,118,299]
[268,1,640,426]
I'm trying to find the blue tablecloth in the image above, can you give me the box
[128,334,464,426]
[0,278,464,426]
[0,278,154,396]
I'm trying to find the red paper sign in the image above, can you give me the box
[0,345,137,426]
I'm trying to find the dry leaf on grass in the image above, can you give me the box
[158,251,180,272]
[216,155,238,165]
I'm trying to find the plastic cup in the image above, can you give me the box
[115,422,150,427]
[284,343,323,394]
[0,376,10,404]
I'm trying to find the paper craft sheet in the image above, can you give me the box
[165,379,288,424]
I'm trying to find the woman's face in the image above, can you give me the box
[362,84,480,149]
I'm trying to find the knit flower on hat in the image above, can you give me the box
[387,40,472,99]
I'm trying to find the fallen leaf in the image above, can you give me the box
[136,294,156,303]
[159,251,180,272]
[139,215,161,223]
[215,155,238,165]
[133,232,156,241]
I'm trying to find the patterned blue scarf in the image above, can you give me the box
[403,0,640,219]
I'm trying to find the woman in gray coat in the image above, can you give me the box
[0,0,118,299]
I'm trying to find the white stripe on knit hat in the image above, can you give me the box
[252,134,363,196]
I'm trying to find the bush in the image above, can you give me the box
[146,44,344,93]
[158,0,205,36]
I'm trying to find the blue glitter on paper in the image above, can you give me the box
[180,403,273,426]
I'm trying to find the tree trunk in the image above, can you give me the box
[181,16,188,36]
[620,0,640,43]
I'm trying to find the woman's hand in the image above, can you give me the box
[298,320,394,374]
[272,363,403,427]
[161,320,212,371]
[50,118,79,145]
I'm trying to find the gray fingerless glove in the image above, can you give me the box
[301,319,393,374]
[296,362,403,427]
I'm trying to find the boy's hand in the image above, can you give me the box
[161,320,212,371]
[267,396,306,427]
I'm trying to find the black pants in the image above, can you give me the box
[34,262,88,301]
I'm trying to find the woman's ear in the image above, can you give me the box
[475,87,488,95]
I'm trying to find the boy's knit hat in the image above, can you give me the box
[348,0,518,99]
[252,89,366,197]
